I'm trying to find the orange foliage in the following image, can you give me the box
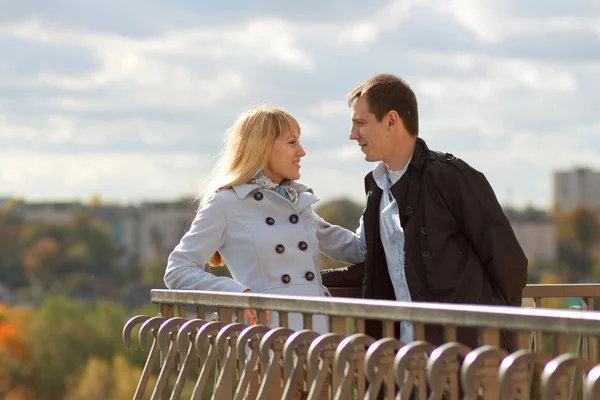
[0,303,32,362]
[4,385,37,400]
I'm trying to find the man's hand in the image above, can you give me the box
[243,289,271,325]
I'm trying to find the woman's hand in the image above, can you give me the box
[243,289,270,325]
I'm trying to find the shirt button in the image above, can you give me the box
[298,241,308,251]
[265,217,275,225]
[289,214,299,224]
[422,251,430,258]
[305,271,315,281]
[254,192,263,201]
[281,274,291,284]
[276,244,285,254]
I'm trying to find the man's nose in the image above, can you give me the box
[349,128,359,140]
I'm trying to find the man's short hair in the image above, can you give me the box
[348,74,419,136]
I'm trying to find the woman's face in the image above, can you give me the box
[263,131,305,183]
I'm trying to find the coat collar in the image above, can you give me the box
[231,181,319,212]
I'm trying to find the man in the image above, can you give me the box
[321,74,528,351]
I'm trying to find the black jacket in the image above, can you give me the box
[321,138,528,351]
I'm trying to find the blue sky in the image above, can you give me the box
[1,0,599,208]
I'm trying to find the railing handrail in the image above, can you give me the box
[326,283,600,299]
[151,289,600,335]
[523,283,600,298]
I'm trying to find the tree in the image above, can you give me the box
[0,213,27,288]
[64,211,119,277]
[314,198,364,231]
[23,237,62,301]
[21,297,106,398]
[555,207,600,279]
[65,357,112,400]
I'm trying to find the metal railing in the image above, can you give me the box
[123,284,600,399]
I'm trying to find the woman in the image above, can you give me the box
[164,105,366,334]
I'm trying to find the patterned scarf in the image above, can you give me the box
[248,171,300,204]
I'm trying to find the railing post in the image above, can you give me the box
[159,303,175,400]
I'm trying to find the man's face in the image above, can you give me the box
[349,96,390,162]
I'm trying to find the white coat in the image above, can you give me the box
[164,182,366,333]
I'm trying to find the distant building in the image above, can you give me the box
[554,167,600,211]
[506,209,557,264]
[13,199,197,265]
[19,201,82,225]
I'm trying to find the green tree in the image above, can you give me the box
[21,297,128,399]
[555,207,600,278]
[64,211,119,278]
[0,213,27,288]
[314,197,364,231]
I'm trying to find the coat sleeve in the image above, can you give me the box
[437,164,528,306]
[313,209,366,264]
[319,214,367,288]
[163,194,249,293]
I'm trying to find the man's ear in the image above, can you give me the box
[388,111,399,128]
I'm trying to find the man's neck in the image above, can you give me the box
[383,137,417,171]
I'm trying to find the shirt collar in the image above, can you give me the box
[372,155,413,190]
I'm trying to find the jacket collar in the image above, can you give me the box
[231,183,261,199]
[231,181,319,212]
[365,137,429,191]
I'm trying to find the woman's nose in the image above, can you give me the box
[298,144,306,157]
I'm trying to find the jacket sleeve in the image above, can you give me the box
[313,209,366,264]
[437,164,528,306]
[319,215,367,288]
[163,194,249,293]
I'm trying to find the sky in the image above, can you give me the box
[1,1,599,209]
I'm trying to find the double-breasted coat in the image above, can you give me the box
[164,181,366,333]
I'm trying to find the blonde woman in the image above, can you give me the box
[164,105,366,334]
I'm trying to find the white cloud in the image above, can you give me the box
[438,0,600,42]
[338,22,380,46]
[308,100,349,118]
[0,150,211,202]
[0,1,599,210]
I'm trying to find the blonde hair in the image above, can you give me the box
[200,105,301,266]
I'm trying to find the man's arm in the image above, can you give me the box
[320,215,366,288]
[437,163,528,306]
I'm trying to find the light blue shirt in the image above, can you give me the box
[372,158,413,344]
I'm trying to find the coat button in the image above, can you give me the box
[289,214,299,224]
[305,271,315,281]
[254,192,263,201]
[405,206,413,214]
[281,274,291,284]
[265,217,275,225]
[421,227,427,235]
[422,251,430,257]
[276,244,285,254]
[298,241,308,251]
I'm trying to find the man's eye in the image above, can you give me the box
[289,140,297,144]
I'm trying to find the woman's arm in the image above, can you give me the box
[163,194,249,292]
[313,210,366,264]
